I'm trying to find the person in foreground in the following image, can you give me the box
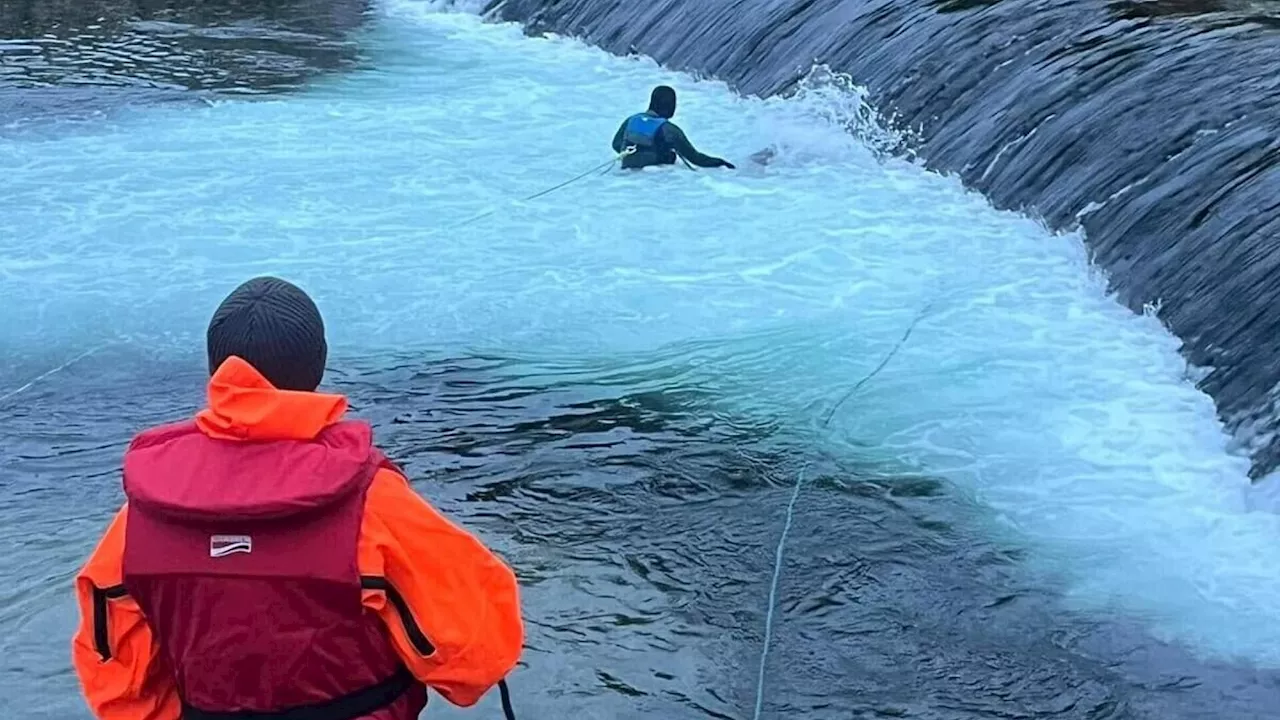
[612,85,735,170]
[71,276,524,720]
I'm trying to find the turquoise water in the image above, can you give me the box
[4,1,1280,715]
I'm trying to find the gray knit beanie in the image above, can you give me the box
[206,276,328,391]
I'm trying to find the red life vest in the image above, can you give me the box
[120,419,427,720]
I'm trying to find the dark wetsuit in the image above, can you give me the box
[611,112,730,170]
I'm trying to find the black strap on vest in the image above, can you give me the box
[498,678,516,720]
[181,666,413,720]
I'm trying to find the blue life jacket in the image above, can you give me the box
[622,112,667,149]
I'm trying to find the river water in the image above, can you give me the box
[3,1,1280,718]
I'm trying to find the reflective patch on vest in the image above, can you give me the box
[209,534,252,558]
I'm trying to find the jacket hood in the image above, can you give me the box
[195,355,346,441]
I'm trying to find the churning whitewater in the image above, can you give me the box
[3,1,1280,718]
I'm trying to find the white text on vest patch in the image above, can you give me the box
[209,535,252,558]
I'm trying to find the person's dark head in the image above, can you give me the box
[206,276,328,391]
[648,85,677,119]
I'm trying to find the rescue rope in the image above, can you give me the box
[0,342,110,407]
[1,150,634,409]
[752,460,806,720]
[750,304,932,720]
[435,147,636,234]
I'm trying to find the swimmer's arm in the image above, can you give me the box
[359,468,524,707]
[663,122,734,168]
[71,505,181,720]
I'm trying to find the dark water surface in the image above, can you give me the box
[0,0,372,127]
[3,347,1280,719]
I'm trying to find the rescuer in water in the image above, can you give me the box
[71,276,525,720]
[612,85,736,170]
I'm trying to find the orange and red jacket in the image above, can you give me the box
[71,356,525,720]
